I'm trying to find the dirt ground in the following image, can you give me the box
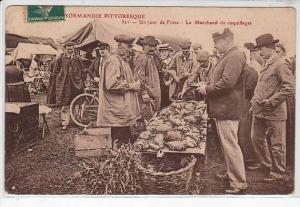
[4,94,294,195]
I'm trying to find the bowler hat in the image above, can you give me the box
[179,40,192,50]
[212,28,233,41]
[254,34,279,49]
[114,35,135,46]
[140,36,159,47]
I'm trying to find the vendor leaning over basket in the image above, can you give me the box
[196,28,248,194]
[54,42,85,130]
[97,35,141,147]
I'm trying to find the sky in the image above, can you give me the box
[5,6,296,56]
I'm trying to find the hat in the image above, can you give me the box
[158,43,170,51]
[63,42,75,48]
[179,40,192,50]
[97,42,110,48]
[212,28,233,41]
[244,43,257,52]
[114,35,135,46]
[254,34,279,49]
[192,43,202,50]
[140,36,159,47]
[196,51,209,63]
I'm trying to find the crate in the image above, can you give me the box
[74,127,112,158]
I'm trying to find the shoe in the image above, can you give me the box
[215,172,228,181]
[263,174,283,182]
[62,126,67,130]
[225,187,247,194]
[246,163,262,170]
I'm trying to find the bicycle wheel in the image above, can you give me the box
[70,93,99,127]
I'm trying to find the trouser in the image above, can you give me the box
[111,126,132,148]
[251,117,286,177]
[215,119,247,189]
[238,99,257,163]
[61,105,70,126]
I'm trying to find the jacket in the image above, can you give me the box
[97,53,141,127]
[206,46,246,120]
[251,55,295,120]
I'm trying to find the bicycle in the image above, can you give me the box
[70,83,99,127]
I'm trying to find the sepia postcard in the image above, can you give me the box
[1,1,299,206]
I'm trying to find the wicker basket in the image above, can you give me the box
[137,154,197,194]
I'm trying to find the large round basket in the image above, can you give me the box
[137,154,197,194]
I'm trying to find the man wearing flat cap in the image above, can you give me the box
[167,40,194,100]
[197,28,247,194]
[54,42,85,130]
[88,42,110,82]
[250,34,295,182]
[133,36,162,120]
[97,35,141,147]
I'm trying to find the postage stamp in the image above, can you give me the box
[27,5,64,22]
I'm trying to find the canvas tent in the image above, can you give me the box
[57,20,185,51]
[12,43,60,61]
[6,33,58,49]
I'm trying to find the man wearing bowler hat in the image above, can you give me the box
[250,34,295,182]
[197,28,247,194]
[133,36,162,120]
[97,35,141,147]
[244,42,262,73]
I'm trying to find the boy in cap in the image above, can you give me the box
[54,42,85,130]
[133,36,162,120]
[88,42,110,82]
[250,34,295,182]
[97,35,141,147]
[197,28,247,194]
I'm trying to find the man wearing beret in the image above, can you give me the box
[167,40,195,100]
[133,36,162,120]
[197,28,247,194]
[250,34,295,182]
[97,35,141,147]
[54,42,85,130]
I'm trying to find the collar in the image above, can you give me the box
[265,53,278,66]
[215,46,238,64]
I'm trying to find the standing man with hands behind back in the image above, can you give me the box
[197,28,247,194]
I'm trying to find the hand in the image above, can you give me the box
[94,77,100,82]
[196,84,207,95]
[142,93,151,103]
[261,99,273,111]
[178,91,185,99]
[249,107,252,114]
[129,81,140,91]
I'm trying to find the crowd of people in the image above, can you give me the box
[6,27,296,194]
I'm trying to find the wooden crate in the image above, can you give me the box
[74,127,112,158]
